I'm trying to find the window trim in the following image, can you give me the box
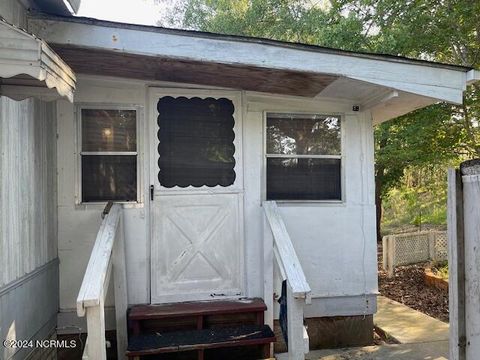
[75,103,144,206]
[262,111,345,204]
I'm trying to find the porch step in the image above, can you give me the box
[126,324,275,357]
[126,298,274,359]
[129,298,266,320]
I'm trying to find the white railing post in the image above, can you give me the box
[85,298,107,360]
[77,204,128,360]
[263,201,311,360]
[113,214,128,360]
[286,282,307,360]
[263,214,274,358]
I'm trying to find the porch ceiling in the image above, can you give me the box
[27,14,479,123]
[51,45,338,97]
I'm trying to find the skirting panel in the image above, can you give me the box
[274,315,374,352]
[0,259,59,360]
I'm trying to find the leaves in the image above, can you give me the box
[164,0,480,231]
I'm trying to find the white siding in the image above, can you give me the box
[0,97,58,286]
[0,96,59,360]
[244,95,378,317]
[56,76,378,328]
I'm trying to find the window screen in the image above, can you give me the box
[80,109,137,202]
[157,96,236,188]
[266,113,341,200]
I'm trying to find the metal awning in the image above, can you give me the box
[0,18,75,102]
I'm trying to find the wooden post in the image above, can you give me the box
[86,298,107,360]
[263,216,274,329]
[286,282,306,360]
[386,236,395,277]
[382,236,388,272]
[113,214,129,360]
[263,215,274,358]
[460,160,480,359]
[448,168,466,360]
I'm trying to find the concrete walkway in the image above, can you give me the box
[276,296,450,360]
[374,296,449,343]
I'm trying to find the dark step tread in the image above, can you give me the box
[126,324,275,356]
[129,298,266,321]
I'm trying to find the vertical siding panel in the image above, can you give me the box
[0,96,58,286]
[0,98,5,286]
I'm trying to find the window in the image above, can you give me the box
[266,113,341,201]
[80,108,138,202]
[157,96,236,188]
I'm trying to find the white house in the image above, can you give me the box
[1,0,479,359]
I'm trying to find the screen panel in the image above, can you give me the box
[157,96,236,188]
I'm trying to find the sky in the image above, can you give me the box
[76,0,180,26]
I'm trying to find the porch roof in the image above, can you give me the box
[28,14,480,123]
[0,18,76,102]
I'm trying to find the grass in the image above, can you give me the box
[431,261,448,280]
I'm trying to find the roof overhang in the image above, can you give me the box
[24,0,80,16]
[28,15,478,122]
[0,18,76,102]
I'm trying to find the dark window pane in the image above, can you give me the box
[267,158,341,200]
[267,113,340,155]
[82,109,136,152]
[157,96,236,188]
[82,155,137,202]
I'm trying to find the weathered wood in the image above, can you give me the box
[86,298,107,360]
[125,324,275,357]
[263,201,311,299]
[129,298,266,320]
[263,201,310,359]
[460,162,480,359]
[263,215,274,335]
[52,45,336,98]
[113,214,128,360]
[77,204,122,315]
[286,283,307,360]
[454,164,475,360]
[77,204,127,360]
[29,15,472,105]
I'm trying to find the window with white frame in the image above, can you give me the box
[80,108,138,203]
[266,112,342,201]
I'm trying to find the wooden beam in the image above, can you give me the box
[28,17,470,104]
[448,168,466,360]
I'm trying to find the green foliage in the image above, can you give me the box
[432,261,449,280]
[164,0,480,235]
[382,162,459,233]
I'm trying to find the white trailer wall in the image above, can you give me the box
[56,76,378,330]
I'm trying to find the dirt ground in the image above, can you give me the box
[377,243,449,323]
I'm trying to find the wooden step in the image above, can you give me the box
[129,298,266,321]
[126,324,275,357]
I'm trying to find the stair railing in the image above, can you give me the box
[263,201,311,360]
[77,203,128,360]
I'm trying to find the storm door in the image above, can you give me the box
[149,89,244,303]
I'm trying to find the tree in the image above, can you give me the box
[165,0,480,239]
[332,0,480,238]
